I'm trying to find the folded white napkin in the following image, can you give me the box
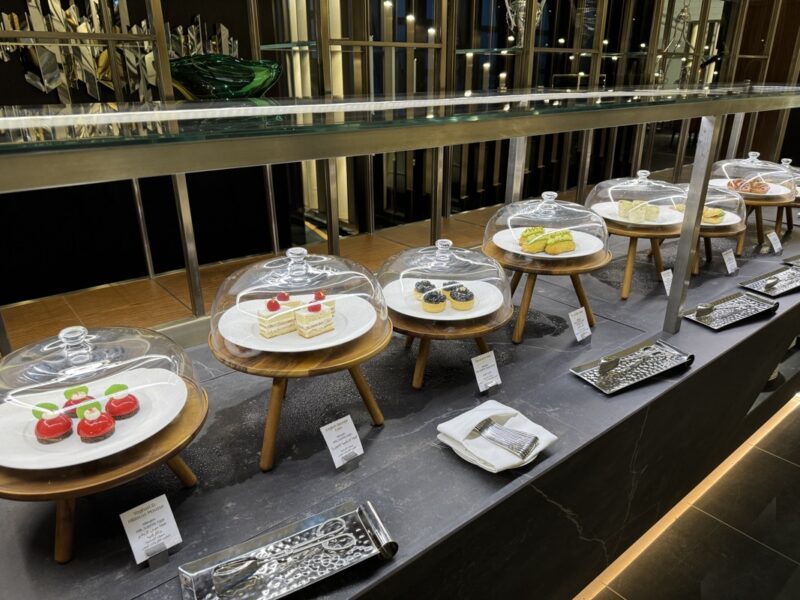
[436,400,557,473]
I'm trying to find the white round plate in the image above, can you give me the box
[492,227,605,260]
[0,367,187,470]
[591,201,684,226]
[384,279,504,322]
[709,178,792,199]
[217,294,377,353]
[699,209,742,228]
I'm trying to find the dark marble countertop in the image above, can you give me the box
[2,224,799,600]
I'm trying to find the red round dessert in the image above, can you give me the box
[266,299,280,312]
[35,414,73,444]
[105,393,140,420]
[276,291,290,302]
[77,408,116,443]
[307,302,322,313]
[63,394,95,419]
[314,290,326,301]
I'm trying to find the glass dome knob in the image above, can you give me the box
[539,191,559,215]
[636,170,650,181]
[781,158,793,167]
[434,238,453,263]
[748,151,760,162]
[58,326,93,365]
[286,247,309,281]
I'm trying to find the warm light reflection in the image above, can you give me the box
[576,395,800,599]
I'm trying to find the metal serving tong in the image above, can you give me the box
[212,517,356,596]
[473,418,539,460]
[597,344,661,378]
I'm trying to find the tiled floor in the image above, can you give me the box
[0,208,502,352]
[588,398,800,600]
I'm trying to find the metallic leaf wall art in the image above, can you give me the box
[0,2,240,102]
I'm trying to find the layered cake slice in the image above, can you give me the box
[295,302,335,338]
[258,298,301,339]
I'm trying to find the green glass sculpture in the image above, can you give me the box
[169,54,281,100]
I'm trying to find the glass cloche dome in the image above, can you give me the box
[710,152,797,200]
[586,170,686,229]
[483,191,608,262]
[0,325,195,470]
[210,247,388,357]
[779,158,800,198]
[675,184,747,231]
[377,239,510,322]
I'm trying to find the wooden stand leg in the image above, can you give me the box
[570,274,596,327]
[755,207,765,244]
[167,455,198,488]
[650,238,664,274]
[621,237,638,300]
[736,229,746,256]
[704,237,713,263]
[349,366,384,425]
[509,271,523,296]
[475,337,490,354]
[412,338,431,389]
[404,335,415,349]
[775,207,784,235]
[260,378,287,472]
[54,498,76,564]
[787,208,794,232]
[512,274,536,344]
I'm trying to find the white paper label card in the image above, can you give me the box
[320,415,364,469]
[120,494,182,565]
[471,351,502,392]
[767,231,783,254]
[661,269,673,295]
[722,249,738,274]
[568,307,592,342]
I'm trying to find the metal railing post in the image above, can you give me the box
[663,115,722,333]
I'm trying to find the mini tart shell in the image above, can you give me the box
[450,296,475,311]
[422,299,447,313]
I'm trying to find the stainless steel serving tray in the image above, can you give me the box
[570,339,694,395]
[783,254,800,268]
[740,266,800,297]
[179,502,397,600]
[683,291,779,330]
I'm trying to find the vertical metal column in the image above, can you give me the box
[771,27,800,160]
[575,0,610,204]
[605,0,637,179]
[0,314,10,356]
[131,179,155,277]
[431,146,444,242]
[741,0,783,153]
[146,0,205,316]
[503,0,536,204]
[663,115,722,333]
[320,159,341,254]
[247,0,281,253]
[726,112,745,159]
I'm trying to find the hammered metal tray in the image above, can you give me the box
[740,266,800,297]
[683,292,779,330]
[179,502,397,600]
[783,254,800,268]
[570,339,694,395]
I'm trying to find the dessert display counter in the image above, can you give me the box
[1,227,799,599]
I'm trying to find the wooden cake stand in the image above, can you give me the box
[692,221,748,274]
[482,242,612,344]
[391,304,513,389]
[604,222,681,300]
[0,379,208,563]
[210,320,392,472]
[744,196,795,244]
